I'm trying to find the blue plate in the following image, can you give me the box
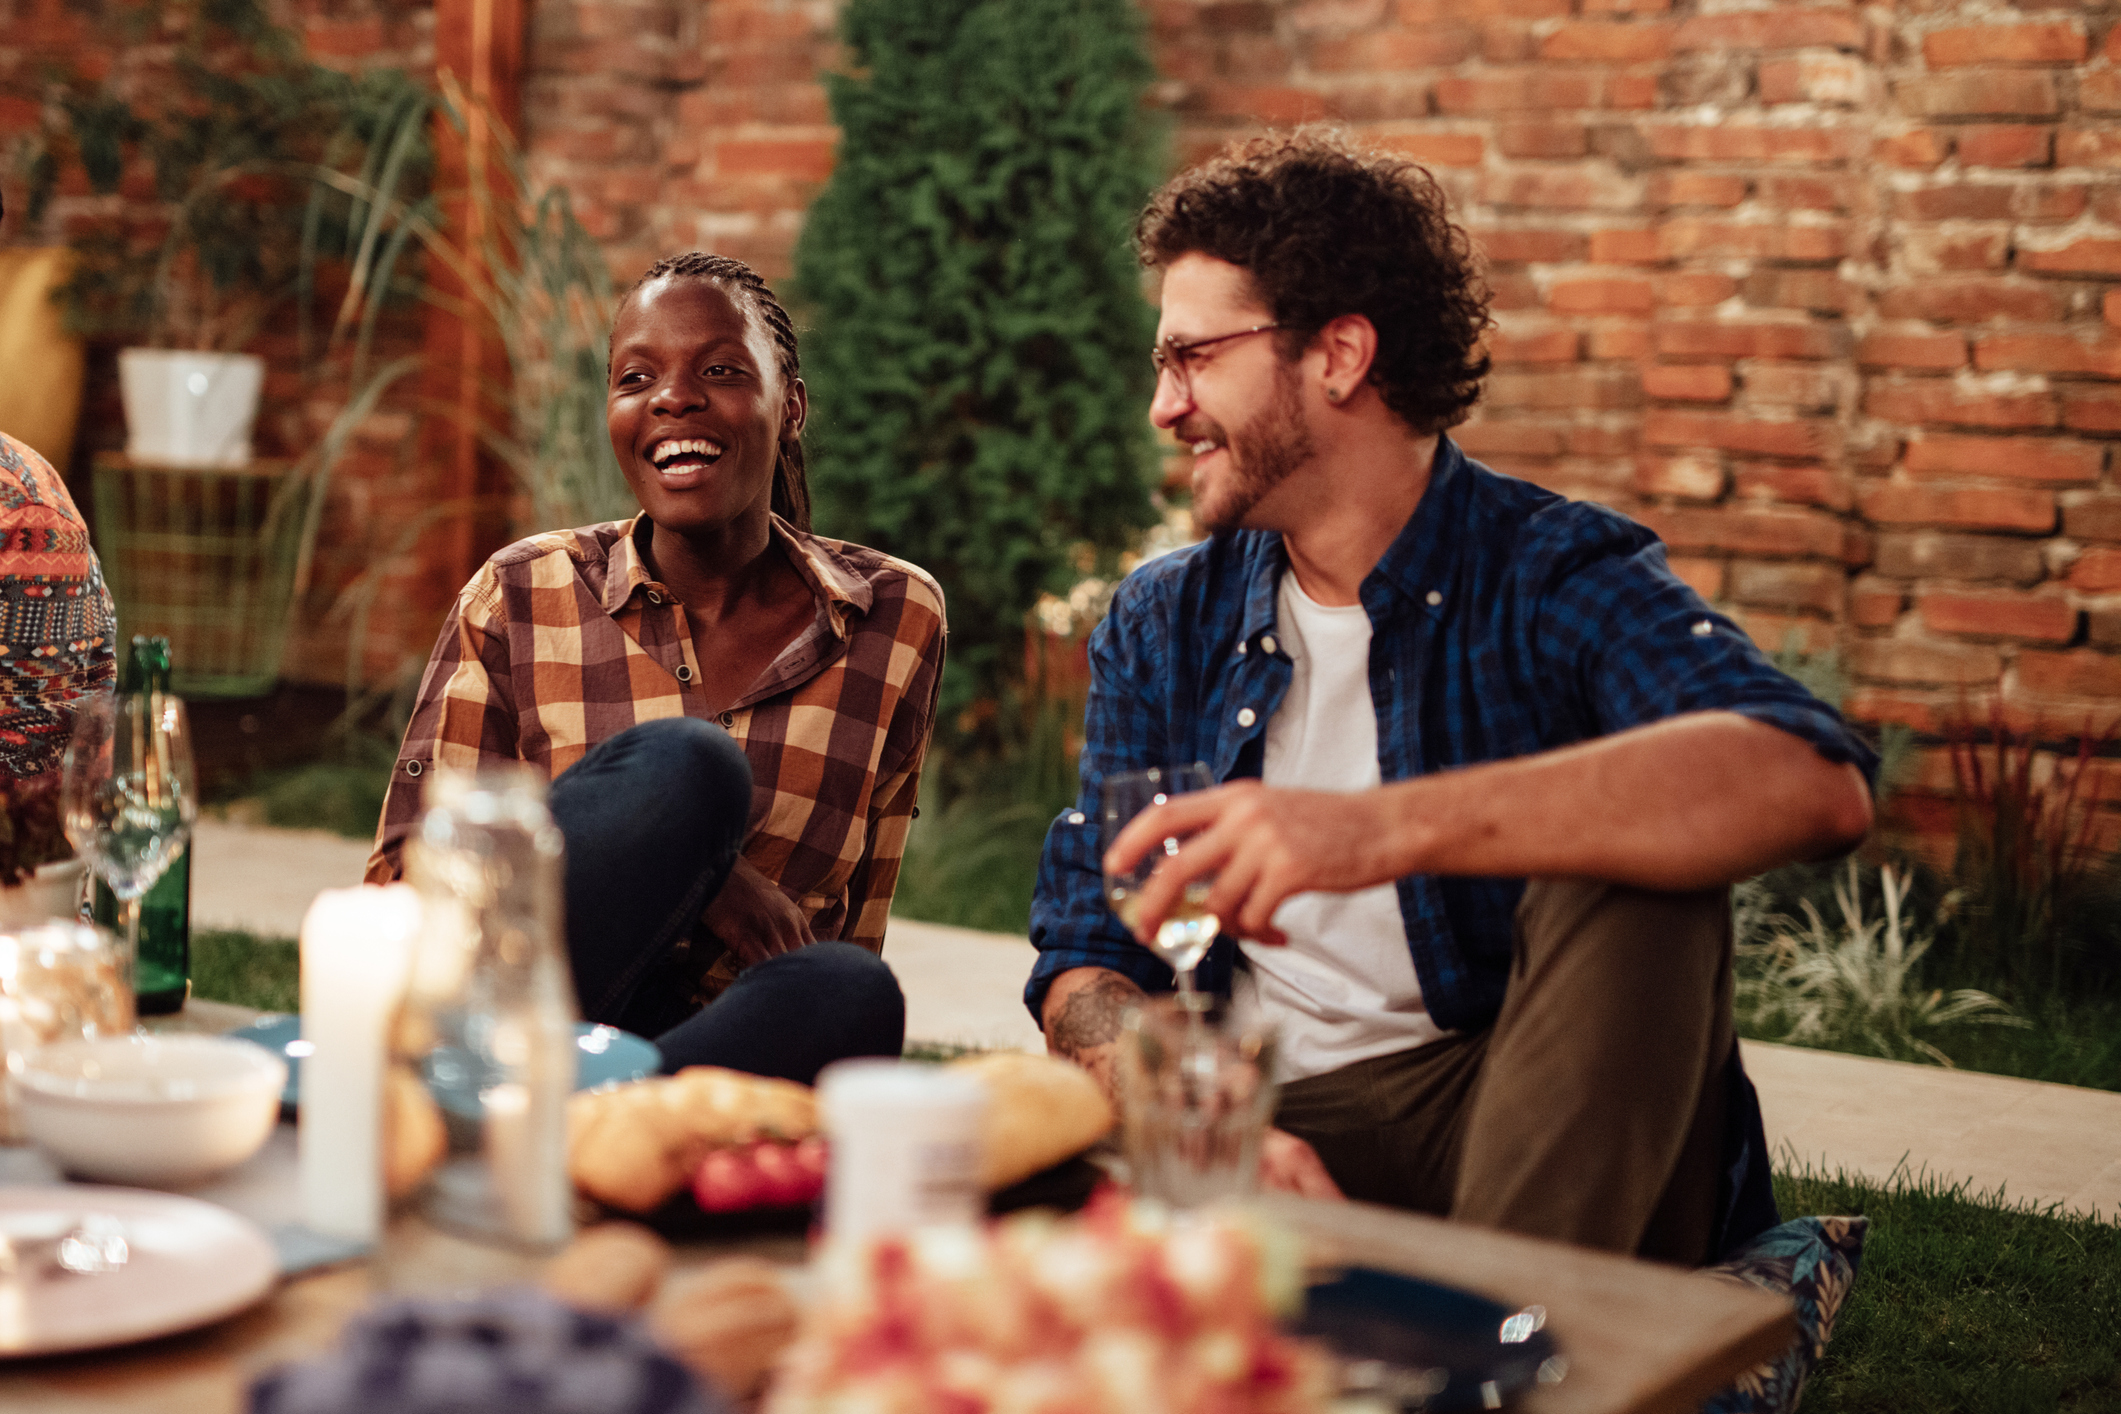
[230,1015,661,1110]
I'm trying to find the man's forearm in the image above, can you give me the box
[1040,966,1148,1104]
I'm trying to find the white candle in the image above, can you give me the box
[298,884,420,1242]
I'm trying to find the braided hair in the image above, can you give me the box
[620,252,812,531]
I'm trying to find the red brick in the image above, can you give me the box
[1861,484,2056,533]
[1759,55,1867,108]
[1548,278,1655,315]
[714,139,835,181]
[1656,220,1847,262]
[2062,389,2121,432]
[1874,279,2063,324]
[1658,273,1738,307]
[1642,365,1733,401]
[1489,327,1581,363]
[1668,557,1725,600]
[1657,173,1749,208]
[1957,125,2053,168]
[1894,185,2013,222]
[2016,650,2121,697]
[1728,560,1846,615]
[1653,320,1843,362]
[1486,367,1643,411]
[1487,168,1644,211]
[1479,21,1539,64]
[1435,72,1600,114]
[1863,382,2057,430]
[2067,497,2121,542]
[1901,227,2012,273]
[1567,427,1639,458]
[1634,454,1726,499]
[1857,331,1968,370]
[1975,333,2121,378]
[1851,640,2006,686]
[1919,588,2076,643]
[2071,547,2121,591]
[1584,0,1672,13]
[2018,238,2121,276]
[1850,579,1906,628]
[1539,20,1675,61]
[1645,125,1857,165]
[1589,324,1651,360]
[1311,28,1477,69]
[1876,128,1951,169]
[1743,269,1857,314]
[1897,73,2058,119]
[1672,11,1862,51]
[1635,506,1851,560]
[2081,71,2121,116]
[1609,74,1660,111]
[1373,132,1487,167]
[1399,0,1571,19]
[1475,228,1586,263]
[1734,464,1853,512]
[1497,123,1588,159]
[2056,126,2121,170]
[1204,84,1340,122]
[2107,290,2121,329]
[1455,421,1568,458]
[1904,434,2104,485]
[1743,364,1843,413]
[1923,23,2086,68]
[1642,411,1840,460]
[1845,688,1954,736]
[1584,229,1657,265]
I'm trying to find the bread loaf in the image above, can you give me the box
[948,1051,1114,1190]
[568,1066,818,1213]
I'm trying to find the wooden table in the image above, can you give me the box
[0,1007,1794,1414]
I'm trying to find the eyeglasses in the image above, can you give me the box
[1150,323,1287,400]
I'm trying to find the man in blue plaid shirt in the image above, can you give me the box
[1028,130,1877,1266]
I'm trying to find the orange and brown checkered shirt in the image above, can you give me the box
[366,513,946,971]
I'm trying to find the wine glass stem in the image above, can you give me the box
[121,895,142,1011]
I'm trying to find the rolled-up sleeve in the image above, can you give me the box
[1025,578,1184,1021]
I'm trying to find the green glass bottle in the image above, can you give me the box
[92,635,192,1015]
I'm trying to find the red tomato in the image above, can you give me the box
[750,1140,824,1207]
[693,1148,767,1213]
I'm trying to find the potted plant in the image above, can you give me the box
[0,772,85,927]
[21,0,424,467]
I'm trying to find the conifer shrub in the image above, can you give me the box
[793,0,1165,739]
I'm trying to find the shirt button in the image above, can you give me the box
[1692,620,1713,636]
[1235,639,1248,656]
[405,759,423,777]
[646,590,663,605]
[1068,811,1086,825]
[676,664,695,682]
[1260,634,1278,656]
[1237,707,1257,727]
[1426,590,1443,607]
[720,711,736,727]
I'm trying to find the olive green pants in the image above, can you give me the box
[1272,878,1733,1266]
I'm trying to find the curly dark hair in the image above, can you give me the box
[1135,127,1491,437]
[619,252,812,531]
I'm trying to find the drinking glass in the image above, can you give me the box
[1119,994,1278,1209]
[1101,764,1220,1008]
[59,691,196,1009]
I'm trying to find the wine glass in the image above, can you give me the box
[1101,764,1220,1009]
[60,691,197,1015]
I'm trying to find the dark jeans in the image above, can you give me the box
[547,717,905,1085]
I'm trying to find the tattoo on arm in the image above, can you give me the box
[1047,973,1147,1060]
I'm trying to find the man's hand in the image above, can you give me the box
[1259,1128,1344,1200]
[705,855,815,968]
[1104,780,1408,946]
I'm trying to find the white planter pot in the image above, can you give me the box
[0,857,87,929]
[118,348,266,469]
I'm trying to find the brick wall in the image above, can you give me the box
[9,0,2121,851]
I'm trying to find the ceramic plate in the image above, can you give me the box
[229,1016,660,1110]
[1291,1266,1563,1412]
[0,1186,278,1357]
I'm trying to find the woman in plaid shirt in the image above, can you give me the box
[370,254,946,1083]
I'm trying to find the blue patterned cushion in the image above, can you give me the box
[1700,1215,1868,1414]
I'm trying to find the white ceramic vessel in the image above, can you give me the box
[117,348,265,468]
[15,1034,286,1186]
[0,857,85,928]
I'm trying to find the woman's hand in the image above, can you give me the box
[704,856,815,967]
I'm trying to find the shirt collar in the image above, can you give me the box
[604,513,875,634]
[1237,434,1469,641]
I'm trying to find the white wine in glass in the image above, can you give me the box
[1101,764,1219,1006]
[61,691,197,1015]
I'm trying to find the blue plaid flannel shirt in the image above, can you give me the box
[1026,436,1878,1025]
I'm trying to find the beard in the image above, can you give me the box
[1184,360,1316,533]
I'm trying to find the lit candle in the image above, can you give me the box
[298,884,420,1242]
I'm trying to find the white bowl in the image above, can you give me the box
[15,1034,287,1186]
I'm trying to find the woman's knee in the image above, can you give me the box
[552,717,752,841]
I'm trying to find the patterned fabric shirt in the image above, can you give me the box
[368,514,947,979]
[1027,436,1878,1028]
[1,432,115,779]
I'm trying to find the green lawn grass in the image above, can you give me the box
[192,928,299,1013]
[1776,1163,2121,1413]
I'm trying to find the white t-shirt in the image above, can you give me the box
[1235,573,1445,1082]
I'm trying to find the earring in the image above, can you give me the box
[1326,387,1342,403]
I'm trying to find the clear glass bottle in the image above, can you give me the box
[382,764,578,1288]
